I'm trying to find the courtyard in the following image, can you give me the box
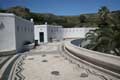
[0,42,117,80]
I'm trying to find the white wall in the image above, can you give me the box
[47,25,63,41]
[34,25,48,43]
[63,28,85,39]
[0,13,16,52]
[63,28,95,39]
[15,16,34,52]
[34,24,95,43]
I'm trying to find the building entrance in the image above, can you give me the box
[39,32,44,42]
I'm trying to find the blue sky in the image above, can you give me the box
[0,0,120,15]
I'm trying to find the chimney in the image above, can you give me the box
[45,22,47,25]
[30,18,34,23]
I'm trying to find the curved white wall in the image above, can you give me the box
[64,39,120,78]
[63,28,85,39]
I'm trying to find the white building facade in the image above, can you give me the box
[34,24,95,43]
[0,13,34,54]
[34,25,63,44]
[34,25,48,43]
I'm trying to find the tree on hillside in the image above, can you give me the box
[0,8,6,13]
[79,15,87,23]
[30,13,45,24]
[79,15,87,27]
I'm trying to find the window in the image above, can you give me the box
[25,27,27,32]
[27,26,28,32]
[26,26,28,32]
[0,22,5,30]
[51,29,53,32]
[21,26,23,32]
[31,28,33,32]
[28,27,30,32]
[17,26,19,31]
[56,28,58,32]
[72,29,74,32]
[69,29,71,32]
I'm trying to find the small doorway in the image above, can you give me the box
[39,32,44,42]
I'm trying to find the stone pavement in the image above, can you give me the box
[0,42,119,80]
[0,54,21,80]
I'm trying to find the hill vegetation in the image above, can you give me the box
[0,6,120,28]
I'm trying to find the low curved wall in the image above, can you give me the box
[0,50,16,56]
[64,40,120,78]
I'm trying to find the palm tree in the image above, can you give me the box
[82,6,120,56]
[98,6,110,28]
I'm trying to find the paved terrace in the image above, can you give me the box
[0,42,119,80]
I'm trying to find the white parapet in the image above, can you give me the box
[63,39,120,78]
